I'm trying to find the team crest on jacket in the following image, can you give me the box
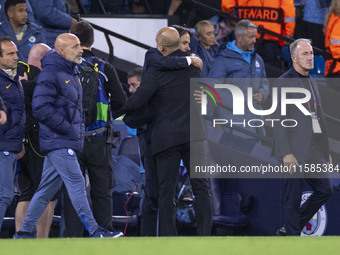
[255,60,260,68]
[300,192,327,236]
[67,149,74,156]
[29,36,36,43]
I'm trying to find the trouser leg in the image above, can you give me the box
[155,145,182,236]
[183,142,212,236]
[140,141,158,236]
[0,152,17,230]
[300,177,333,230]
[86,137,113,229]
[283,178,303,235]
[20,154,63,233]
[47,149,98,235]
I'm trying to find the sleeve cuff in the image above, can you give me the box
[186,56,191,66]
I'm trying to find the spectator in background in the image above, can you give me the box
[0,0,33,22]
[221,0,296,69]
[0,36,25,232]
[324,0,340,85]
[0,0,45,62]
[208,20,269,139]
[0,95,6,124]
[195,20,218,77]
[29,0,77,47]
[171,24,192,52]
[15,43,57,239]
[294,0,331,50]
[127,66,142,94]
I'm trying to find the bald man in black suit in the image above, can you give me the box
[115,27,212,236]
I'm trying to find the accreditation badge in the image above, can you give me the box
[311,112,322,133]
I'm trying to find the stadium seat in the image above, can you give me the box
[310,55,325,78]
[117,136,140,165]
[210,179,252,235]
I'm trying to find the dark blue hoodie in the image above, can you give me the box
[207,41,270,137]
[32,50,84,153]
[0,18,45,62]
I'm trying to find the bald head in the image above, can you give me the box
[54,33,83,64]
[156,27,180,56]
[27,43,51,70]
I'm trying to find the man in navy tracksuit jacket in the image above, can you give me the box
[0,0,45,62]
[208,20,269,139]
[15,33,122,238]
[0,36,25,231]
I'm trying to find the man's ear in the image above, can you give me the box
[291,54,297,63]
[7,9,13,19]
[56,47,64,57]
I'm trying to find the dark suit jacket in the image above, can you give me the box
[273,67,329,162]
[118,49,202,155]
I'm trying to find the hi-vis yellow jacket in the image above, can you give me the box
[325,13,340,76]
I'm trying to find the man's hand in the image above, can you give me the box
[0,110,7,125]
[283,153,299,174]
[190,54,203,71]
[17,143,25,160]
[19,72,28,82]
[253,92,263,103]
[71,18,78,26]
[328,155,333,165]
[194,89,203,104]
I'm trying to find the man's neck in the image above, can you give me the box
[162,48,178,56]
[9,20,24,34]
[293,65,309,76]
[82,46,91,51]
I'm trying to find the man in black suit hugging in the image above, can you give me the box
[115,27,211,236]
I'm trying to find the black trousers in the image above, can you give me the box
[284,177,332,235]
[155,142,212,236]
[283,138,333,235]
[19,136,59,202]
[139,132,159,236]
[63,135,114,237]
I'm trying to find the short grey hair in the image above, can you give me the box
[289,38,312,56]
[234,19,257,36]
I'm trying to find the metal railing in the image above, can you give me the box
[83,20,151,63]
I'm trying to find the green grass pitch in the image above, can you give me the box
[2,236,340,255]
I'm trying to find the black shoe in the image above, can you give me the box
[276,226,287,236]
[91,227,123,238]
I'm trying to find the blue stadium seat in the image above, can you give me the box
[310,55,325,77]
[210,179,252,235]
